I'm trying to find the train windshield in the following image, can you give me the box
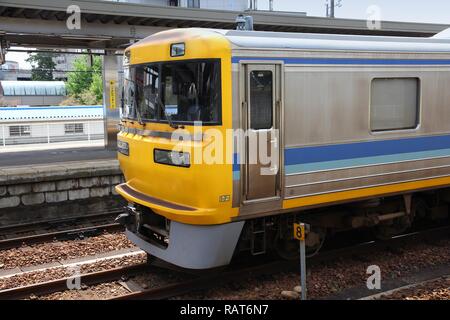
[122,59,221,125]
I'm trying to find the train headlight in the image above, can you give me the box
[154,149,190,168]
[117,140,129,156]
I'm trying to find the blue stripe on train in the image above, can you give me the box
[285,148,450,174]
[284,134,450,166]
[232,134,450,177]
[231,57,450,65]
[233,153,240,172]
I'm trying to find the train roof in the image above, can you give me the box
[0,106,103,122]
[132,28,450,54]
[218,28,450,53]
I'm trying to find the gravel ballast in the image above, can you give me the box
[0,232,134,270]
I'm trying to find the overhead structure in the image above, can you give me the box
[0,0,449,51]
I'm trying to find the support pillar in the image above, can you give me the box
[102,51,122,150]
[0,37,8,65]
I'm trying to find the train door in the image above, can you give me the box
[240,63,283,211]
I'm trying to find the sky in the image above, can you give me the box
[273,0,450,24]
[6,0,450,68]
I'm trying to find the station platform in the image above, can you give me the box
[0,148,123,226]
[0,146,116,168]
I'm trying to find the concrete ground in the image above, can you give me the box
[0,146,116,168]
[0,140,105,154]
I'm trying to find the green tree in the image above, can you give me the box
[89,73,103,102]
[26,52,57,81]
[66,56,93,98]
[66,55,103,104]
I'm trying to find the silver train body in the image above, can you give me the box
[228,29,450,211]
[121,28,450,269]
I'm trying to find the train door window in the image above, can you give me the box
[370,78,420,131]
[9,125,31,137]
[64,123,84,134]
[249,70,273,130]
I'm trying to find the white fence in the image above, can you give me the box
[0,120,105,147]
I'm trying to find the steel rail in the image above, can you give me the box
[0,209,125,250]
[0,263,149,300]
[0,209,123,233]
[0,223,124,251]
[110,260,296,300]
[310,224,450,265]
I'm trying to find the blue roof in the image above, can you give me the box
[0,81,66,96]
[0,105,104,122]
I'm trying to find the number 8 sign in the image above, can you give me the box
[293,223,305,241]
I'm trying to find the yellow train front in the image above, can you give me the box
[115,29,243,269]
[116,28,450,269]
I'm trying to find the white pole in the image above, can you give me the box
[299,223,307,300]
[2,125,5,147]
[87,121,91,143]
[46,123,50,144]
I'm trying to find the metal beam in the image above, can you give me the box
[85,13,99,23]
[0,16,165,49]
[10,7,24,18]
[23,9,42,19]
[113,15,129,25]
[7,48,108,55]
[100,15,114,24]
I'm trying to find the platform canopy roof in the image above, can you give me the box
[0,81,66,96]
[0,0,449,50]
[0,105,103,122]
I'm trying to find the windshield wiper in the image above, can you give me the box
[134,86,145,126]
[124,77,181,129]
[155,95,181,129]
[124,78,145,126]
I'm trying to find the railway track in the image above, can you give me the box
[359,275,450,300]
[112,224,450,300]
[0,263,149,300]
[0,209,124,250]
[1,224,448,300]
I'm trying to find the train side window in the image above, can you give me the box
[139,65,159,120]
[250,70,273,130]
[370,78,420,132]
